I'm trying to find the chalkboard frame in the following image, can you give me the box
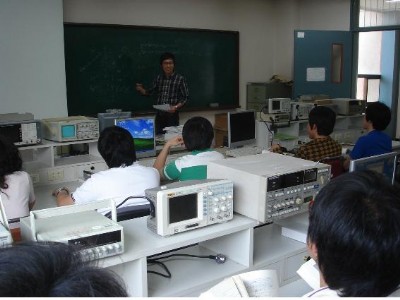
[64,23,240,117]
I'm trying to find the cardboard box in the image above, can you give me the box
[214,113,227,131]
[214,129,228,148]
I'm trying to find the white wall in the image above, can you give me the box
[0,0,351,121]
[0,0,67,119]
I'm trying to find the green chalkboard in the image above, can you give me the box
[64,23,239,116]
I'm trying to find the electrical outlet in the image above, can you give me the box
[30,173,40,184]
[48,169,64,182]
[48,170,55,181]
[55,169,64,181]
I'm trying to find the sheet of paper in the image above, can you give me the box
[239,270,278,297]
[297,258,320,290]
[306,67,325,82]
[153,104,171,112]
[199,277,243,297]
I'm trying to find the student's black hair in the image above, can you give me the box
[0,241,128,297]
[97,126,136,168]
[182,116,214,151]
[308,105,336,136]
[307,170,400,297]
[160,52,175,65]
[365,101,391,131]
[0,135,22,190]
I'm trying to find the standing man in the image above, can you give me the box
[136,52,189,134]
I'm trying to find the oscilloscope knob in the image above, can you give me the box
[295,197,303,205]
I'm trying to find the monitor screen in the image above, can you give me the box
[168,193,198,224]
[115,117,156,159]
[61,125,76,138]
[349,152,398,184]
[98,111,131,132]
[227,110,256,148]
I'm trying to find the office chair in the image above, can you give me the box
[320,155,346,179]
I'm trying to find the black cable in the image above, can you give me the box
[260,105,275,146]
[149,253,216,261]
[104,195,154,219]
[147,260,172,278]
[147,253,227,279]
[116,195,150,210]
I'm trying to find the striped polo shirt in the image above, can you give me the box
[163,149,224,181]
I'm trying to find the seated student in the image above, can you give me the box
[0,241,128,297]
[272,106,342,162]
[153,116,224,181]
[344,101,392,169]
[54,126,160,213]
[305,170,400,297]
[0,135,35,226]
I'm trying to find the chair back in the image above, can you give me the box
[320,155,346,179]
[349,152,398,184]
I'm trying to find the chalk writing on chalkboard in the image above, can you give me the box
[64,23,239,116]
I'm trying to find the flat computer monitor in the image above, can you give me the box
[227,110,256,148]
[115,116,156,159]
[98,111,131,132]
[349,152,398,184]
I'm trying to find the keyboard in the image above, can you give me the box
[225,146,262,158]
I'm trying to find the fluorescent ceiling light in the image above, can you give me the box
[386,0,400,2]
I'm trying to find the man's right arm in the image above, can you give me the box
[153,136,184,178]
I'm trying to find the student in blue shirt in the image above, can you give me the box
[344,102,392,169]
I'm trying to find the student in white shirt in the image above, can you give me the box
[53,126,159,214]
[0,135,35,224]
[304,170,400,297]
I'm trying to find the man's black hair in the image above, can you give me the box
[159,52,175,65]
[0,134,22,189]
[182,116,214,151]
[365,101,391,131]
[308,106,336,136]
[0,241,128,297]
[307,170,400,296]
[97,126,136,168]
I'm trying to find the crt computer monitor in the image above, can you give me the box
[227,110,256,148]
[349,151,398,184]
[115,116,156,159]
[98,111,131,133]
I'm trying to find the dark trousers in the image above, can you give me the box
[156,111,179,134]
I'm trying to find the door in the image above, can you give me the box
[293,30,353,99]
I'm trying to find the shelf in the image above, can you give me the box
[147,245,248,297]
[54,154,103,167]
[102,214,257,268]
[23,161,52,171]
[99,214,256,297]
[253,223,306,268]
[42,138,99,146]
